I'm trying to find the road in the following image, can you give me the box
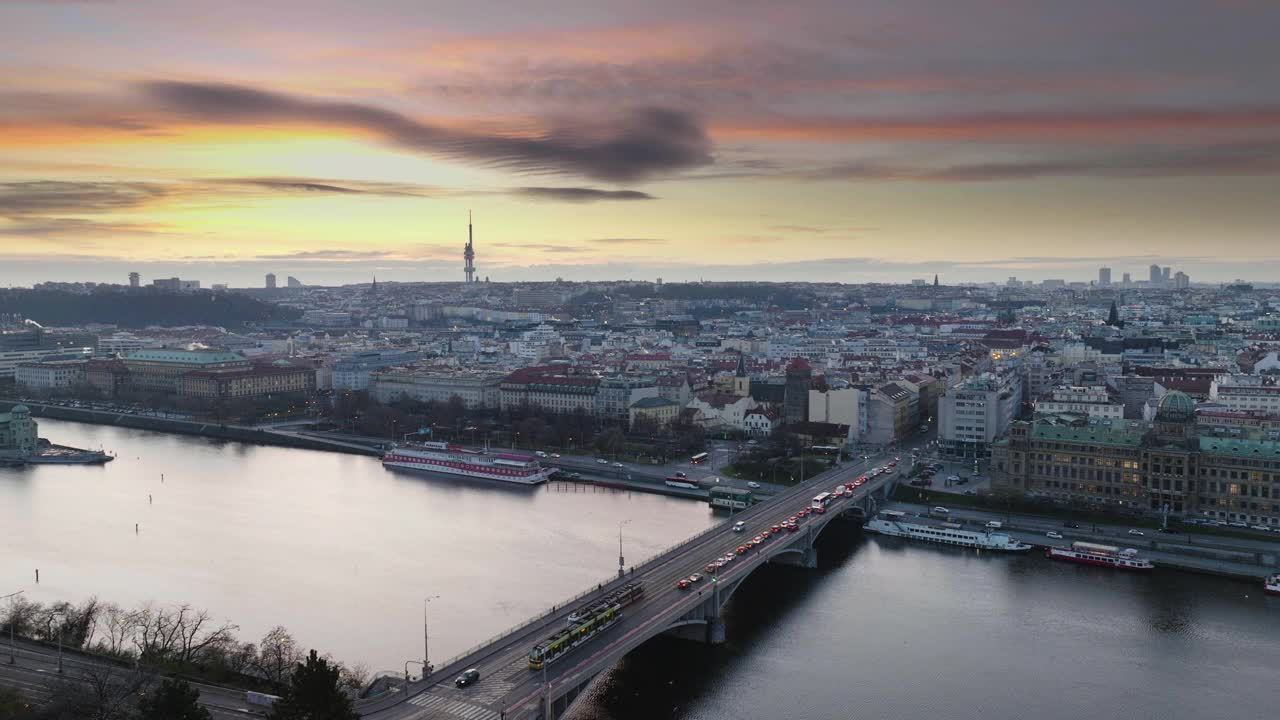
[0,638,263,718]
[357,444,920,720]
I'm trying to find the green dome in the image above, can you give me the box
[10,404,29,415]
[1156,391,1195,421]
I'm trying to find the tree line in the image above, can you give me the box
[1,597,364,719]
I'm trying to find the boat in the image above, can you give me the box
[1046,541,1154,571]
[381,442,553,485]
[1265,574,1280,596]
[864,511,1032,552]
[665,476,700,490]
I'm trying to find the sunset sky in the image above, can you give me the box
[2,0,1278,287]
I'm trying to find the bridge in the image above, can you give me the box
[357,449,904,720]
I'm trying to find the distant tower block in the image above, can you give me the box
[464,212,477,283]
[265,273,277,289]
[128,272,140,288]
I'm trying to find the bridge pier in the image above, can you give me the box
[663,617,725,644]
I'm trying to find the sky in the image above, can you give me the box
[2,0,1279,287]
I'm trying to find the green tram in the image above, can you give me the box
[529,583,645,670]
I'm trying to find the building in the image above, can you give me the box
[783,357,812,425]
[1210,375,1280,414]
[1122,272,1132,287]
[15,359,86,393]
[121,349,251,393]
[1034,385,1124,419]
[938,371,1023,459]
[151,278,200,292]
[1149,264,1162,286]
[177,363,316,402]
[98,332,151,356]
[331,350,421,391]
[85,359,128,397]
[597,375,658,424]
[865,382,914,446]
[265,273,277,289]
[370,368,502,409]
[499,366,599,415]
[464,213,477,283]
[993,391,1280,527]
[743,407,781,437]
[1173,271,1190,290]
[0,405,38,459]
[128,272,140,288]
[808,387,861,428]
[628,396,681,430]
[287,276,302,288]
[0,326,93,379]
[1098,267,1111,287]
[686,392,758,431]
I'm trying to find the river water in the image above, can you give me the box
[4,421,1279,719]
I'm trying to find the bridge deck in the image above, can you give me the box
[360,450,904,720]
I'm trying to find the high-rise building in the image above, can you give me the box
[287,276,302,288]
[1122,272,1132,287]
[1149,264,1162,285]
[1162,267,1172,285]
[128,272,140,288]
[464,212,476,283]
[265,273,277,289]
[1098,267,1111,286]
[1173,271,1190,290]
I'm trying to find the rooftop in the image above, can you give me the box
[125,349,246,364]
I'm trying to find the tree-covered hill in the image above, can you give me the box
[0,288,301,327]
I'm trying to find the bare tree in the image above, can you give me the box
[254,626,300,687]
[174,607,238,665]
[90,603,140,658]
[338,661,372,693]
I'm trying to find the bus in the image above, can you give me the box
[665,476,700,490]
[811,492,833,511]
[690,452,709,464]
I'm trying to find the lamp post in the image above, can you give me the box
[404,659,424,684]
[48,610,65,673]
[423,595,440,676]
[3,590,22,665]
[618,519,632,578]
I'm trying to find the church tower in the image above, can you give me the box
[733,352,750,397]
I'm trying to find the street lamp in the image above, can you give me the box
[618,519,632,578]
[3,590,22,665]
[423,595,441,676]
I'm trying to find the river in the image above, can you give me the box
[4,420,1279,719]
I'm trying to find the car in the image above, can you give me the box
[1229,521,1249,528]
[676,578,691,589]
[536,451,547,457]
[797,508,809,518]
[1046,531,1064,539]
[1127,529,1145,536]
[894,456,901,461]
[733,521,746,533]
[760,529,772,538]
[1157,527,1177,533]
[888,461,897,467]
[931,507,950,516]
[455,668,480,688]
[611,462,624,468]
[963,489,977,496]
[1063,521,1081,529]
[753,535,763,544]
[786,523,799,532]
[747,439,757,445]
[549,453,561,458]
[736,545,748,555]
[673,471,688,478]
[596,458,609,465]
[788,515,798,524]
[770,525,782,534]
[1251,525,1271,531]
[705,563,718,573]
[689,573,703,583]
[747,481,761,489]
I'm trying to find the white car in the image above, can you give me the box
[1127,529,1145,536]
[611,462,624,468]
[549,453,561,458]
[596,459,609,465]
[747,481,761,489]
[733,521,746,533]
[1046,531,1064,539]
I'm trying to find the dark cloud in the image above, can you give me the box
[804,140,1280,182]
[253,249,396,261]
[511,187,656,202]
[589,237,668,245]
[0,181,168,217]
[140,81,713,182]
[491,242,579,253]
[0,217,165,238]
[208,177,441,197]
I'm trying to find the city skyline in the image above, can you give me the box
[3,0,1280,286]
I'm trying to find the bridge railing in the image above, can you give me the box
[430,460,864,675]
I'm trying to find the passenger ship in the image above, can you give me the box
[1265,574,1280,596]
[865,511,1033,552]
[382,442,554,485]
[1046,542,1154,571]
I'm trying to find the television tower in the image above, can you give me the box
[463,212,476,283]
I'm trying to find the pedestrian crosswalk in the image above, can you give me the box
[407,691,501,720]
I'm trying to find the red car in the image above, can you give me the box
[813,506,826,514]
[797,508,810,518]
[677,578,691,589]
[786,523,799,532]
[736,545,748,555]
[788,515,798,524]
[705,563,718,574]
[889,461,897,467]
[770,524,782,534]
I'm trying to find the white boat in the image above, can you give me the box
[1265,574,1280,596]
[1047,542,1154,571]
[382,442,553,485]
[865,511,1032,552]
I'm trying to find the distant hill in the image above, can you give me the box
[0,288,301,328]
